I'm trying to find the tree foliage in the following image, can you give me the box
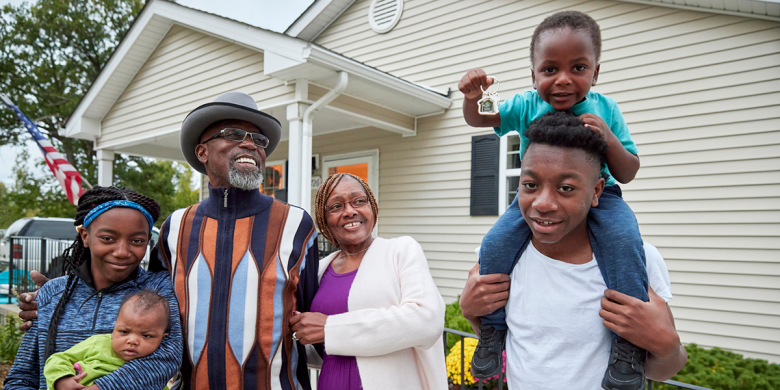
[0,150,74,229]
[0,150,199,229]
[0,0,144,181]
[0,0,200,224]
[113,156,199,227]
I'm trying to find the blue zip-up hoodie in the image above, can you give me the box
[3,261,183,390]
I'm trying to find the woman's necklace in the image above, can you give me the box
[338,246,370,258]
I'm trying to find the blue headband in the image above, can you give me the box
[83,200,154,232]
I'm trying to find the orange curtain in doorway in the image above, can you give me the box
[328,163,369,183]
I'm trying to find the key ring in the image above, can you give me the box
[480,76,500,95]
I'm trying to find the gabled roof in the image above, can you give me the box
[65,0,450,140]
[285,0,778,43]
[621,0,779,21]
[286,0,357,41]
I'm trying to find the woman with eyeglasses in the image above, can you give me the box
[289,173,447,390]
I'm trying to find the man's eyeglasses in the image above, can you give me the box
[200,128,270,148]
[326,197,369,214]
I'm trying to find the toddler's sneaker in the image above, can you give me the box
[470,325,506,379]
[601,337,646,390]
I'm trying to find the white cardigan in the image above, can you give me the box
[314,236,448,390]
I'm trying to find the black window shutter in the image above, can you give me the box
[470,134,500,216]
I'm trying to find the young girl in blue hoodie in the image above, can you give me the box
[4,186,183,390]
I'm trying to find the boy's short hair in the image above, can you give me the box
[120,289,171,331]
[530,10,602,65]
[523,111,609,176]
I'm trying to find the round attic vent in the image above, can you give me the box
[368,0,404,34]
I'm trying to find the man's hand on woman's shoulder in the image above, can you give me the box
[18,270,49,331]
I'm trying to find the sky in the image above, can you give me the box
[0,0,314,184]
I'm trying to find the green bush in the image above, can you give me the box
[655,344,780,390]
[0,314,24,363]
[444,297,476,351]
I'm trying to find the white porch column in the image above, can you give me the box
[287,103,303,207]
[299,116,313,213]
[286,80,310,211]
[96,149,114,186]
[286,102,310,209]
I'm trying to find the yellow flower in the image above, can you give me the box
[446,338,479,386]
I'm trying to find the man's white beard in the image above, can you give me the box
[228,165,264,190]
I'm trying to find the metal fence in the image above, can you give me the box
[317,234,338,259]
[1,236,156,304]
[2,237,72,304]
[442,327,710,390]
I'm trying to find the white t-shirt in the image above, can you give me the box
[505,241,673,390]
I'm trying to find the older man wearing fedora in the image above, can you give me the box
[155,92,320,390]
[16,92,321,390]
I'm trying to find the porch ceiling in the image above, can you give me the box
[111,107,368,161]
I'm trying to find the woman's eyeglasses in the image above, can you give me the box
[326,197,369,214]
[200,128,270,148]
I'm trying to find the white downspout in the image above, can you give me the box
[299,71,348,213]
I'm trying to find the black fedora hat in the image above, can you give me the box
[180,92,282,175]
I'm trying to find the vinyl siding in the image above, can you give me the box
[316,0,780,362]
[100,24,295,148]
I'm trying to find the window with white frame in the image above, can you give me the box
[499,134,522,214]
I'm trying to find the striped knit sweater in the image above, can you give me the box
[3,264,183,390]
[156,185,319,390]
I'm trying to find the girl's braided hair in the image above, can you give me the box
[314,173,378,248]
[44,186,161,361]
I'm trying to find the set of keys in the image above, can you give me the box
[477,76,500,115]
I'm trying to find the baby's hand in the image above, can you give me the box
[579,113,613,140]
[54,371,88,390]
[458,68,494,100]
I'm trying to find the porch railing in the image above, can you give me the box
[2,237,72,303]
[1,236,155,304]
[442,327,710,390]
[317,235,338,259]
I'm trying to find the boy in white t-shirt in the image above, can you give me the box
[460,111,687,390]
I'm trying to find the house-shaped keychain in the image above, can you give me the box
[478,77,500,115]
[478,95,498,115]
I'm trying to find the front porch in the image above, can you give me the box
[63,0,451,214]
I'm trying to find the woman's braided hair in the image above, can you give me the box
[44,186,161,361]
[314,173,378,248]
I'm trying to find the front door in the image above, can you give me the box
[321,150,379,234]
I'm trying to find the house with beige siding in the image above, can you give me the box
[64,0,780,363]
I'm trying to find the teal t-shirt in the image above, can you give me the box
[493,90,638,186]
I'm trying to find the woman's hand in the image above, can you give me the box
[289,312,327,345]
[54,372,88,390]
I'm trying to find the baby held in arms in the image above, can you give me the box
[44,290,171,390]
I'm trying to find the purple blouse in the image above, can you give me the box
[310,263,362,390]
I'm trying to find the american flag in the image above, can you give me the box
[1,94,86,205]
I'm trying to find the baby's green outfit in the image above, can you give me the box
[44,334,167,390]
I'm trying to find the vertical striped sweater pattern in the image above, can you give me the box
[158,186,319,390]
